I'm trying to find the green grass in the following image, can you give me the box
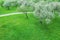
[0,13,60,40]
[0,0,60,40]
[0,6,17,14]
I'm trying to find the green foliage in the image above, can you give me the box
[0,6,17,14]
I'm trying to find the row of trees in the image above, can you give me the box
[0,0,35,19]
[0,0,60,24]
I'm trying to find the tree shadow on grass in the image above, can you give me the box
[34,21,52,36]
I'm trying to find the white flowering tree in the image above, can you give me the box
[2,0,18,10]
[17,0,35,19]
[33,1,60,24]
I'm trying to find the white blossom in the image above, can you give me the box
[33,1,60,24]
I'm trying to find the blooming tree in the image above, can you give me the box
[2,0,18,10]
[17,0,35,19]
[33,1,60,24]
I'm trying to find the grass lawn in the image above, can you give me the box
[0,13,60,40]
[0,6,17,14]
[0,0,60,40]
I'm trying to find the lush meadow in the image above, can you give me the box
[0,0,60,40]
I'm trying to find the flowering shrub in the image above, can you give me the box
[33,1,60,24]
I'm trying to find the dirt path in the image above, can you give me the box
[0,12,33,17]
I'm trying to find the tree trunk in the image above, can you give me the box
[7,6,10,10]
[24,12,28,19]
